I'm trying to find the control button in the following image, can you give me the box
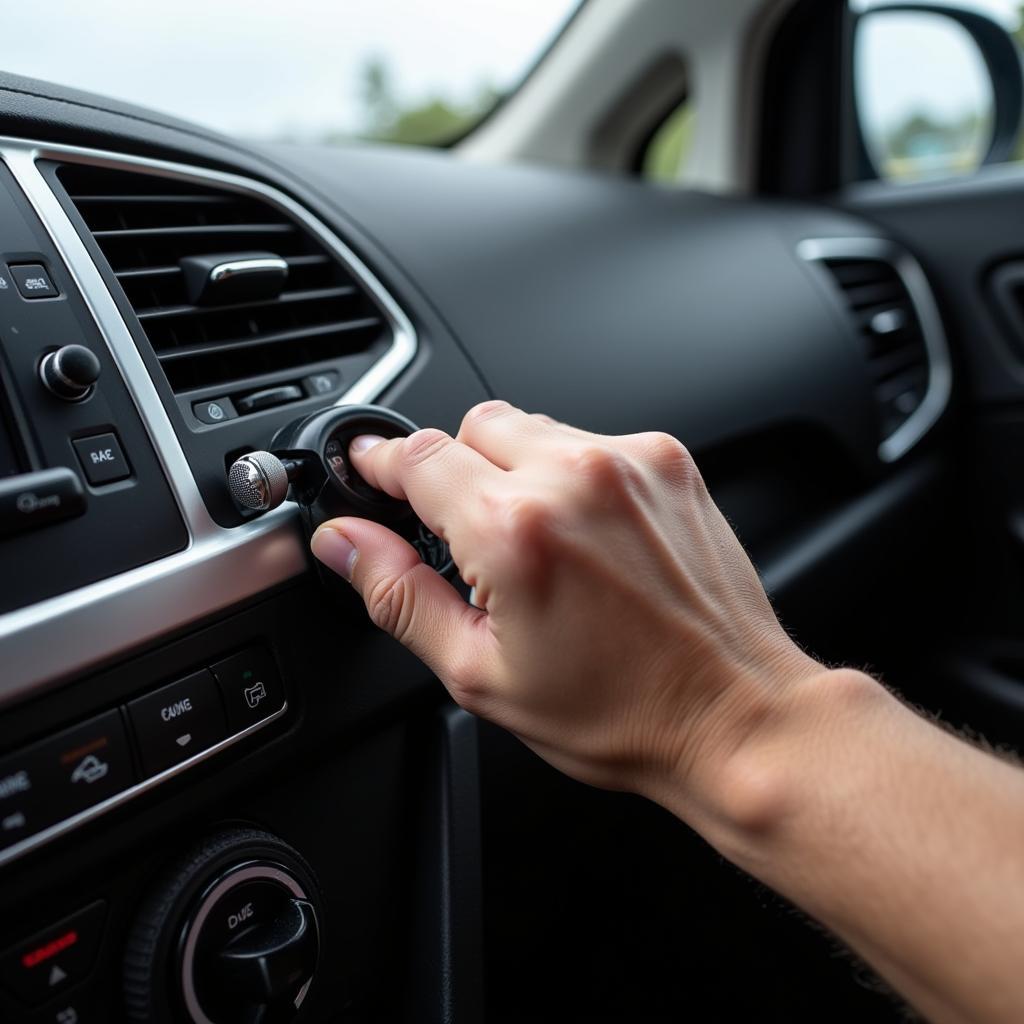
[39,346,100,402]
[43,711,134,823]
[9,264,58,299]
[0,902,105,1006]
[193,397,237,425]
[302,371,339,398]
[0,469,86,540]
[71,434,130,486]
[0,711,134,853]
[0,750,46,850]
[126,671,227,777]
[26,989,98,1024]
[235,385,303,415]
[210,648,286,732]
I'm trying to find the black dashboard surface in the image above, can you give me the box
[0,71,958,1024]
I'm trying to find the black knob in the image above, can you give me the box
[124,828,321,1024]
[213,898,318,1023]
[264,404,453,573]
[39,344,101,401]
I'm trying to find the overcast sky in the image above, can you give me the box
[0,0,578,140]
[0,0,1020,143]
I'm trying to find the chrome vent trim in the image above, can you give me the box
[0,137,417,707]
[798,237,952,463]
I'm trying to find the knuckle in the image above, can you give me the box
[570,444,644,497]
[462,399,512,429]
[400,428,451,471]
[501,494,556,548]
[365,570,414,640]
[643,432,695,477]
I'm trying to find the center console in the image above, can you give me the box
[0,131,489,1024]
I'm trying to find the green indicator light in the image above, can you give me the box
[242,670,253,680]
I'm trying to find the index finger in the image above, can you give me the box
[349,427,501,539]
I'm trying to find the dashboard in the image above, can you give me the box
[0,70,955,1024]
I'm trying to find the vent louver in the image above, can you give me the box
[819,256,931,445]
[55,164,391,397]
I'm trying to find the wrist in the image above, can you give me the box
[646,664,890,859]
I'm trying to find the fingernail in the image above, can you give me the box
[311,526,358,581]
[350,434,386,454]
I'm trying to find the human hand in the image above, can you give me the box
[310,401,825,816]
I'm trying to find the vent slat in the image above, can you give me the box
[70,193,237,205]
[57,162,390,400]
[156,317,381,363]
[92,223,296,240]
[136,285,357,321]
[821,256,929,444]
[114,253,330,282]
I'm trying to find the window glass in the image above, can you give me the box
[642,102,697,183]
[0,0,581,147]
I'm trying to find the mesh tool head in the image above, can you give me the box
[228,451,290,511]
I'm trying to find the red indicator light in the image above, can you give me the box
[20,929,78,968]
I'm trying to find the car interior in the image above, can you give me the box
[2,0,1024,1020]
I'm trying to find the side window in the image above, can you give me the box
[642,101,697,183]
[851,0,1024,184]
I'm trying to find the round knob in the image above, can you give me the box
[39,344,101,401]
[124,828,321,1024]
[228,451,291,512]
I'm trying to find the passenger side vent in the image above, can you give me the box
[800,239,950,462]
[821,257,929,442]
[54,163,393,402]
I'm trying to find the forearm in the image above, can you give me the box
[654,669,1024,1024]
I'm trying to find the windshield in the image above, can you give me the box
[0,0,580,147]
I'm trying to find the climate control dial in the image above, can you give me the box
[123,828,321,1024]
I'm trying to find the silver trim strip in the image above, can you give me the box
[0,701,288,870]
[797,237,952,463]
[0,138,418,707]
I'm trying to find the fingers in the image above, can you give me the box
[349,428,501,540]
[456,400,566,469]
[311,518,495,698]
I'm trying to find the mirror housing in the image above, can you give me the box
[854,3,1023,177]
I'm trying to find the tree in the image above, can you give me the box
[353,58,498,148]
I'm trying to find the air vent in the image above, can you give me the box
[54,163,393,402]
[799,239,951,462]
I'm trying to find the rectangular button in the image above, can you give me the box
[0,711,135,851]
[8,264,58,299]
[0,901,105,1006]
[72,433,131,486]
[210,647,286,733]
[0,469,86,539]
[302,371,340,398]
[235,385,303,415]
[126,671,227,777]
[192,397,237,425]
[26,990,100,1024]
[0,750,49,851]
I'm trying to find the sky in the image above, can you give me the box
[0,0,579,141]
[0,0,1020,144]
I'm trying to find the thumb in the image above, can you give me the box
[311,517,491,689]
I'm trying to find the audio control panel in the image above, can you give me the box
[0,645,287,867]
[0,160,187,613]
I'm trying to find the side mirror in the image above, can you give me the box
[853,3,1024,181]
